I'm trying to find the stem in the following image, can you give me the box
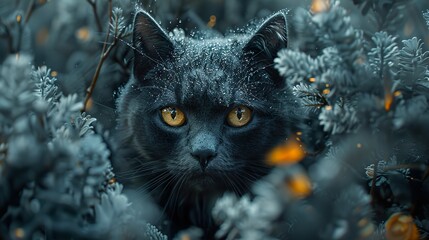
[383,164,424,171]
[370,161,378,206]
[24,0,36,24]
[16,0,42,53]
[86,0,103,33]
[17,18,23,53]
[82,0,113,112]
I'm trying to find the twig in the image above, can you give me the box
[82,0,114,112]
[24,0,36,24]
[383,164,425,172]
[16,0,45,53]
[17,0,35,52]
[86,0,103,33]
[370,161,378,206]
[305,103,327,108]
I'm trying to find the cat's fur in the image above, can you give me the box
[114,9,301,237]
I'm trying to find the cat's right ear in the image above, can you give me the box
[133,11,174,80]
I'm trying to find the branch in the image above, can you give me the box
[24,0,36,24]
[16,0,46,53]
[86,0,103,33]
[370,161,378,206]
[82,0,114,113]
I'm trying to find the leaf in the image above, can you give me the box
[51,94,83,130]
[110,7,131,38]
[368,32,398,77]
[292,82,329,112]
[32,66,60,107]
[319,104,359,134]
[423,10,429,29]
[311,2,363,67]
[145,223,168,240]
[275,49,324,85]
[397,37,429,84]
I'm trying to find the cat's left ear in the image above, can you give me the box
[133,11,175,81]
[243,11,288,86]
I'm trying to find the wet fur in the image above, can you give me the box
[113,10,301,237]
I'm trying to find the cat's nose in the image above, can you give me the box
[190,131,218,171]
[191,149,217,171]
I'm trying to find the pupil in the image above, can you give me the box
[170,108,177,119]
[236,107,243,120]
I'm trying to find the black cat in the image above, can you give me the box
[114,9,301,238]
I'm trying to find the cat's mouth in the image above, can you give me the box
[187,172,219,191]
[189,172,214,181]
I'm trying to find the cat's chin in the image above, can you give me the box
[186,172,220,192]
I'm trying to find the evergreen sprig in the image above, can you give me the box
[424,9,429,29]
[352,0,408,32]
[110,7,132,38]
[397,37,429,86]
[268,1,429,239]
[292,83,329,111]
[368,32,398,78]
[1,0,429,239]
[0,55,166,239]
[312,2,363,68]
[32,66,60,107]
[318,103,360,134]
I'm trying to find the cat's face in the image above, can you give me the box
[117,10,299,195]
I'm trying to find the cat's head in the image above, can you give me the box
[117,10,300,194]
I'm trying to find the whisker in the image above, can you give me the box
[166,173,188,219]
[152,174,185,222]
[135,172,173,200]
[141,172,171,191]
[223,173,241,196]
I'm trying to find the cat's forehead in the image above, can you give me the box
[178,38,246,80]
[172,38,250,107]
[147,36,273,111]
[180,38,244,62]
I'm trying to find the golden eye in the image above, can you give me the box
[227,105,252,127]
[161,107,186,127]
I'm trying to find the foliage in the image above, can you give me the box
[1,0,429,239]
[215,0,429,239]
[425,10,429,28]
[0,55,166,239]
